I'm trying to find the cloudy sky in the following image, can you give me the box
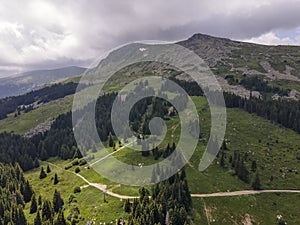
[1,0,300,77]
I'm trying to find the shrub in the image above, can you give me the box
[79,159,87,166]
[75,167,80,173]
[73,187,81,194]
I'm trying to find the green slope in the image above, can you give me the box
[0,94,73,135]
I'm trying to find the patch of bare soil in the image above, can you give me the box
[242,214,254,225]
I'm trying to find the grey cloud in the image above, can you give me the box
[1,0,300,77]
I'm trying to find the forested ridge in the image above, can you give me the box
[0,82,78,120]
[0,78,299,173]
[171,78,300,134]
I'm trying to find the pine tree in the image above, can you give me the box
[220,152,226,167]
[38,195,42,206]
[46,165,51,173]
[16,205,27,225]
[53,190,64,213]
[108,132,114,147]
[53,173,59,185]
[39,167,47,179]
[16,190,25,207]
[42,200,53,221]
[123,199,131,213]
[22,180,34,203]
[34,211,42,225]
[251,160,257,172]
[54,210,67,225]
[252,173,261,190]
[221,139,228,150]
[30,194,38,214]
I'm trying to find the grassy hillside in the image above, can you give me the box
[2,33,300,224]
[193,193,300,224]
[0,95,73,135]
[24,160,127,225]
[22,94,300,224]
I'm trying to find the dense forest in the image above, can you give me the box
[0,163,68,225]
[224,93,300,133]
[0,114,81,172]
[239,76,289,95]
[0,78,299,174]
[0,163,31,225]
[124,168,192,225]
[0,82,78,120]
[0,93,118,171]
[170,78,300,134]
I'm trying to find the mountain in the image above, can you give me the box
[89,33,300,100]
[178,33,300,99]
[0,33,299,225]
[0,66,86,98]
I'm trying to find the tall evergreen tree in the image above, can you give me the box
[53,173,59,185]
[30,194,38,214]
[46,165,51,173]
[108,132,114,147]
[251,160,257,172]
[54,210,67,225]
[39,167,47,179]
[42,200,53,222]
[252,173,261,190]
[53,190,64,213]
[22,180,34,203]
[34,211,42,225]
[123,199,131,213]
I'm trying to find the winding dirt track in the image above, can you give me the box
[49,162,300,200]
[191,189,300,198]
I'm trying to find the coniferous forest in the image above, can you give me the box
[0,76,299,224]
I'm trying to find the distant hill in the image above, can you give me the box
[0,66,86,98]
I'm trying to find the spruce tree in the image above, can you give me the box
[16,190,25,207]
[53,190,64,213]
[251,160,257,172]
[23,180,34,203]
[42,200,53,222]
[34,211,42,225]
[39,167,47,179]
[30,194,38,214]
[54,210,67,225]
[53,173,59,185]
[123,199,131,213]
[16,206,27,225]
[220,152,226,168]
[46,165,51,173]
[38,195,42,206]
[108,132,114,147]
[252,173,261,190]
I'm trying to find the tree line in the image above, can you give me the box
[124,168,192,225]
[0,163,68,225]
[0,82,78,119]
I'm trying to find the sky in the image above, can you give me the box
[1,0,300,78]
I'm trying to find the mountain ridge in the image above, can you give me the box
[0,66,86,98]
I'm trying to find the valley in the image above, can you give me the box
[0,33,299,225]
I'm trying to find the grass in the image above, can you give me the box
[0,95,73,135]
[24,160,129,225]
[194,193,300,224]
[81,95,300,193]
[22,94,300,223]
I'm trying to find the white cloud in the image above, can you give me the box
[244,31,300,46]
